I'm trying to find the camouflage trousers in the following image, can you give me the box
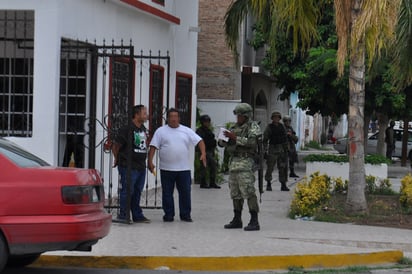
[228,169,259,212]
[265,144,288,183]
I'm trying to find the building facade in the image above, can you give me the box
[0,0,200,198]
[196,1,304,156]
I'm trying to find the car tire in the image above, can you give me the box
[7,253,41,267]
[0,234,8,272]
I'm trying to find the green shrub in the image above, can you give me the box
[289,172,331,218]
[365,175,376,194]
[365,175,395,195]
[400,174,412,210]
[303,153,390,165]
[303,154,348,163]
[290,173,395,219]
[332,177,348,194]
[305,140,322,150]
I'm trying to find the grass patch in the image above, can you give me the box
[314,194,412,229]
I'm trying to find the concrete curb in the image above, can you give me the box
[34,250,403,271]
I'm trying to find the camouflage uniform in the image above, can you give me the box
[283,115,299,178]
[264,111,289,191]
[219,103,261,231]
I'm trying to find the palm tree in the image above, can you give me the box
[392,0,412,89]
[225,0,400,214]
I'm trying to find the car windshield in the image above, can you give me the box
[0,139,49,167]
[369,129,412,139]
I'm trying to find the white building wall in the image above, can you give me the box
[0,0,199,192]
[1,1,62,163]
[172,0,200,171]
[197,99,240,166]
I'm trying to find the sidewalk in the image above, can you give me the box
[35,148,412,272]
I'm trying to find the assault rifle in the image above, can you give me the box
[256,133,264,202]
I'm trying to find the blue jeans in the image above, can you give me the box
[118,166,146,220]
[160,170,191,219]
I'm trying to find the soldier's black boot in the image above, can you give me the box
[289,168,299,178]
[224,210,242,229]
[244,211,260,231]
[281,182,290,191]
[266,181,272,191]
[209,178,221,189]
[200,180,209,188]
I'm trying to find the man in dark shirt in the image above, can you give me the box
[196,115,220,189]
[385,120,396,160]
[112,105,150,223]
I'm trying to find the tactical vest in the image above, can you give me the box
[268,123,288,145]
[226,120,259,155]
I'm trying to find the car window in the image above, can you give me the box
[394,131,402,141]
[394,130,412,142]
[369,133,379,140]
[0,143,49,167]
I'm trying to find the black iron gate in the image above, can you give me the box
[58,39,170,221]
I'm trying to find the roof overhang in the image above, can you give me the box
[115,0,180,25]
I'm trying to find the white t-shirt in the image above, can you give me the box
[150,124,202,171]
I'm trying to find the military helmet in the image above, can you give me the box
[233,103,253,118]
[271,111,282,119]
[283,115,291,122]
[199,114,211,123]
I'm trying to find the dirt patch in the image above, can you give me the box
[315,194,412,230]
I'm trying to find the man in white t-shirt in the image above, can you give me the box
[148,108,206,222]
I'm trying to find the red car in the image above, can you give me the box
[0,138,111,271]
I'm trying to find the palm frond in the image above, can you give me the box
[392,0,412,89]
[273,0,320,54]
[352,0,400,70]
[334,0,351,77]
[224,0,251,65]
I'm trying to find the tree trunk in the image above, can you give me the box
[345,0,367,214]
[376,113,388,156]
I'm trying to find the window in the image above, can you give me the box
[59,43,88,168]
[0,10,34,137]
[59,58,87,135]
[175,72,192,127]
[149,64,164,137]
[152,0,165,6]
[0,143,49,167]
[108,57,135,138]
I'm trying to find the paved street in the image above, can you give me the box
[36,147,412,272]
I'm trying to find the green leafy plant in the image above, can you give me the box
[303,153,390,164]
[365,175,395,195]
[303,154,348,163]
[304,140,323,150]
[289,172,332,218]
[332,177,348,194]
[400,173,412,210]
[364,154,392,165]
[290,172,397,219]
[365,175,376,194]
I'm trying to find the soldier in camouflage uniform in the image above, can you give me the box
[283,115,299,178]
[218,103,261,231]
[264,111,289,191]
